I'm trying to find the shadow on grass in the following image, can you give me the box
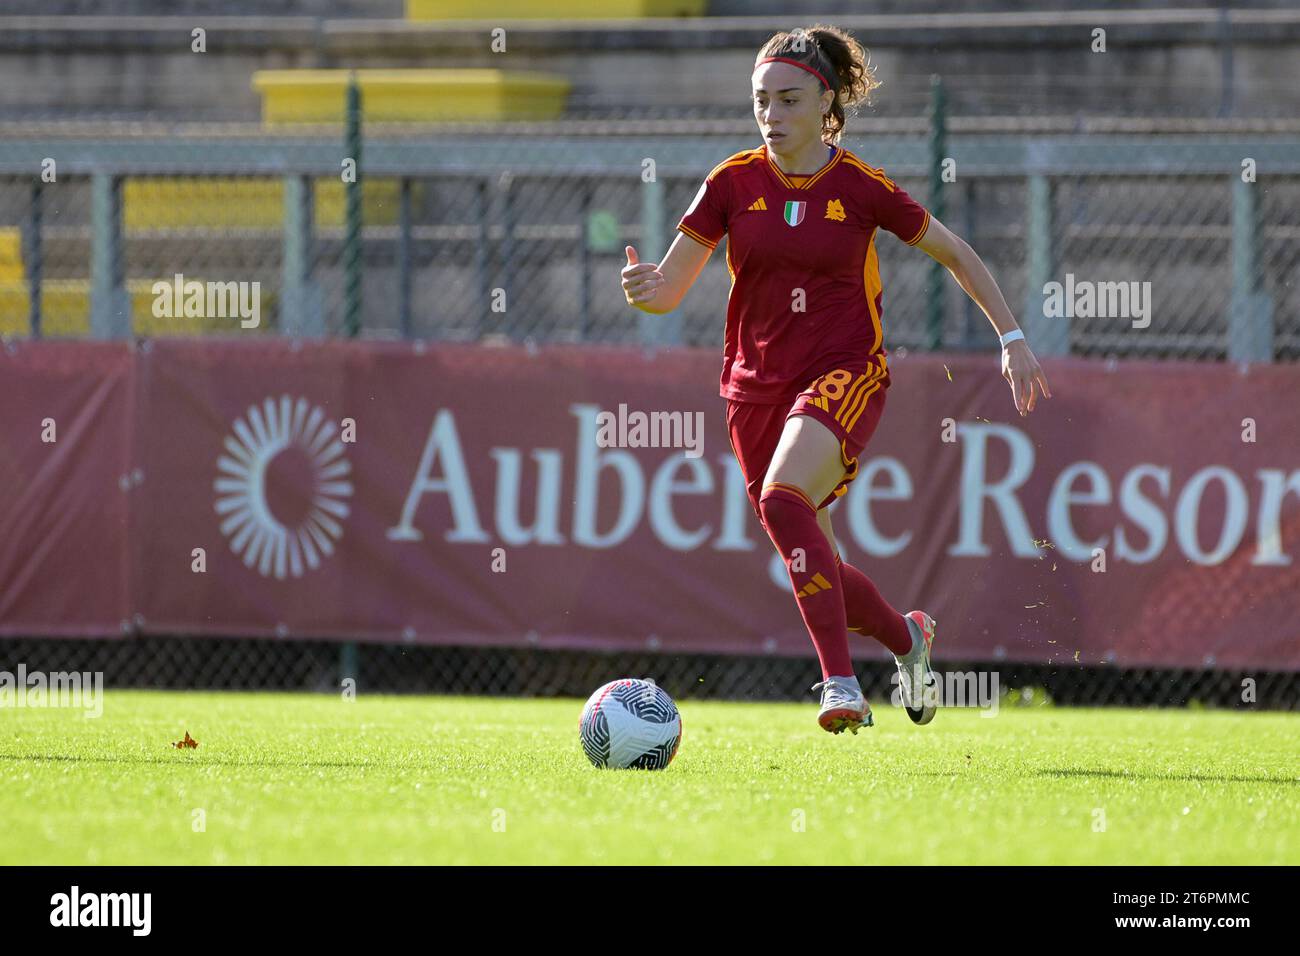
[1036,767,1299,786]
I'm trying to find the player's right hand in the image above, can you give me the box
[622,246,664,306]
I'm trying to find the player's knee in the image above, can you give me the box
[758,484,814,541]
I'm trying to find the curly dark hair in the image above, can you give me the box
[755,24,881,145]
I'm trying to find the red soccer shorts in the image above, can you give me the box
[726,356,890,519]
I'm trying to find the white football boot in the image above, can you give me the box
[895,611,939,725]
[811,674,873,735]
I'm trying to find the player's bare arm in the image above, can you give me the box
[620,233,712,313]
[914,215,1053,417]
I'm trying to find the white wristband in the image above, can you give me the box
[999,329,1025,349]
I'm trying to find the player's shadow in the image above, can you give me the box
[1035,767,1300,786]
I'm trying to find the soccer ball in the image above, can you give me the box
[579,678,682,770]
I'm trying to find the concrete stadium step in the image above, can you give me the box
[8,0,1300,16]
[0,1,401,15]
[252,70,571,124]
[707,0,1300,13]
[2,10,1298,121]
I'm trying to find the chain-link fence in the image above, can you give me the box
[2,128,1297,359]
[1,637,1296,710]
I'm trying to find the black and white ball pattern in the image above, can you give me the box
[579,679,682,770]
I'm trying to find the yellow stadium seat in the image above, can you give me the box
[0,279,275,338]
[407,0,705,16]
[123,177,409,230]
[252,69,571,124]
[0,229,24,283]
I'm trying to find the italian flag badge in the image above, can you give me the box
[783,200,806,226]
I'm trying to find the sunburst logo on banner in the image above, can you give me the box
[214,396,352,579]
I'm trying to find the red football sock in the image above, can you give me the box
[758,484,853,679]
[835,554,912,656]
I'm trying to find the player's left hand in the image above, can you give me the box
[1002,340,1051,417]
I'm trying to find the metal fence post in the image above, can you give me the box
[1024,173,1067,356]
[398,177,412,338]
[475,176,489,340]
[1229,174,1272,361]
[638,174,678,349]
[25,182,42,338]
[281,174,320,336]
[926,75,947,350]
[343,74,363,338]
[499,170,514,337]
[578,180,590,340]
[340,641,358,691]
[90,173,129,339]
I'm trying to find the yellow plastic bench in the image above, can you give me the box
[0,280,275,337]
[0,228,24,283]
[407,0,705,17]
[252,69,571,124]
[0,231,274,337]
[123,177,407,230]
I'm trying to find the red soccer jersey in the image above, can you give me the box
[676,143,930,404]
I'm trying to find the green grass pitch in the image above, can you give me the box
[1,690,1296,865]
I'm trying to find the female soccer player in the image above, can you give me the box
[621,24,1051,735]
